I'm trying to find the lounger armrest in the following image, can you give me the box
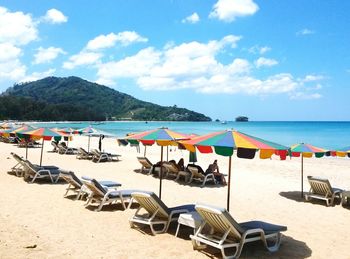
[243,228,265,237]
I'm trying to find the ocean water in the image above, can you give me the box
[31,121,350,149]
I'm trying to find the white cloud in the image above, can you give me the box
[301,74,324,82]
[255,57,278,68]
[33,46,65,64]
[19,69,56,83]
[0,43,21,62]
[182,12,200,24]
[63,51,102,69]
[296,28,315,36]
[209,0,259,22]
[0,59,26,82]
[94,35,321,99]
[290,92,322,100]
[248,45,271,55]
[86,31,148,51]
[0,7,38,46]
[43,9,68,24]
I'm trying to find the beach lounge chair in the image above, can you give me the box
[51,141,59,152]
[10,152,26,177]
[91,149,121,163]
[190,204,287,259]
[162,161,190,181]
[76,147,93,160]
[22,160,61,183]
[129,191,195,235]
[58,143,78,155]
[305,176,343,206]
[187,165,216,187]
[82,178,139,211]
[137,157,156,174]
[59,171,122,200]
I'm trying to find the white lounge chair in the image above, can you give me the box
[163,161,190,181]
[91,149,121,163]
[82,178,139,211]
[190,204,287,259]
[129,191,195,235]
[187,165,216,187]
[59,171,122,200]
[22,160,61,183]
[137,156,158,174]
[10,152,26,177]
[58,143,78,155]
[76,147,93,160]
[305,176,343,206]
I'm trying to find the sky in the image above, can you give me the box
[0,0,349,121]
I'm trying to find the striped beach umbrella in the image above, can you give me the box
[124,127,191,199]
[181,130,289,211]
[335,146,350,158]
[290,143,328,198]
[76,126,99,152]
[8,125,36,159]
[19,128,66,166]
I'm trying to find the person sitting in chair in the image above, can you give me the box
[206,160,227,185]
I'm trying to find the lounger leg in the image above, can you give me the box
[175,223,181,237]
[64,184,71,197]
[261,232,282,252]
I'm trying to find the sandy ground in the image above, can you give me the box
[0,135,349,259]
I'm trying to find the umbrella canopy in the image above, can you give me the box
[181,130,289,211]
[290,143,328,197]
[6,125,36,159]
[18,128,66,166]
[335,146,350,157]
[76,126,111,152]
[124,127,191,199]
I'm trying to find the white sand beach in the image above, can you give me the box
[0,135,349,258]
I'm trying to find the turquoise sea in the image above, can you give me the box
[32,121,350,150]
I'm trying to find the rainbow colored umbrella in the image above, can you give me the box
[76,126,99,152]
[124,127,191,199]
[290,143,328,198]
[18,128,66,166]
[181,130,289,211]
[335,146,350,158]
[8,125,36,159]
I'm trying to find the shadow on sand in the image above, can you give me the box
[279,191,342,206]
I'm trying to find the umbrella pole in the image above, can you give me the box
[88,135,91,153]
[144,145,147,157]
[301,154,304,198]
[39,139,44,166]
[167,146,169,161]
[25,141,28,159]
[159,146,164,199]
[227,156,232,211]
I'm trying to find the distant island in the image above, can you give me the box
[235,116,249,122]
[0,76,211,122]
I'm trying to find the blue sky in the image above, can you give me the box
[0,0,349,121]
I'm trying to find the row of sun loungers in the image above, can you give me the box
[137,157,217,187]
[6,152,349,258]
[51,142,121,163]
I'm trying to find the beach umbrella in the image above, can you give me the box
[76,126,98,152]
[8,125,36,159]
[18,128,67,166]
[335,146,350,158]
[181,130,289,211]
[124,127,191,199]
[290,143,328,198]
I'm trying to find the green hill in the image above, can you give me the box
[0,76,211,121]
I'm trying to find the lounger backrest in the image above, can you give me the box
[137,157,153,169]
[11,152,24,164]
[162,162,178,173]
[91,149,101,156]
[78,147,88,155]
[307,176,333,196]
[131,192,169,219]
[60,170,82,188]
[82,179,107,198]
[195,204,245,241]
[187,165,203,179]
